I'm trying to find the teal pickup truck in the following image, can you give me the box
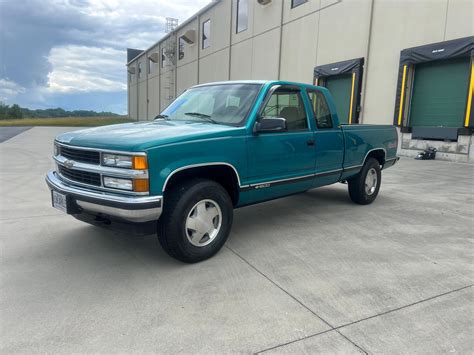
[46,80,399,263]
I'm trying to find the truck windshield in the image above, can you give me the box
[160,84,262,126]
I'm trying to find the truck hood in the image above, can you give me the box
[55,120,244,151]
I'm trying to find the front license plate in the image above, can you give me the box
[52,191,68,213]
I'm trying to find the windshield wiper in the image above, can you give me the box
[184,112,217,124]
[154,114,169,120]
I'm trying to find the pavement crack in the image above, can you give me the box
[255,281,473,353]
[225,246,368,354]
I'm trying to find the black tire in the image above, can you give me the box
[158,178,233,263]
[348,158,382,205]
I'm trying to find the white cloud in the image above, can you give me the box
[0,79,26,102]
[46,45,127,93]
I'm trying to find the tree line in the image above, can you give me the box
[0,102,119,119]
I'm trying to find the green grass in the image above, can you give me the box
[0,116,136,127]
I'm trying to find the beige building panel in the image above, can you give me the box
[147,76,160,120]
[251,28,280,80]
[177,61,199,95]
[230,39,253,80]
[177,19,199,66]
[199,0,231,56]
[138,80,147,120]
[280,12,319,83]
[253,0,282,36]
[362,0,448,124]
[444,0,474,40]
[128,83,138,120]
[316,0,371,65]
[199,49,230,84]
[283,0,321,24]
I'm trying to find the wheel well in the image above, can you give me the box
[366,149,385,166]
[164,165,240,206]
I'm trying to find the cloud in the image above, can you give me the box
[0,0,212,112]
[0,79,26,102]
[47,45,127,93]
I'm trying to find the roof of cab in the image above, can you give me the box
[191,80,319,89]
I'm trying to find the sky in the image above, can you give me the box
[0,0,212,114]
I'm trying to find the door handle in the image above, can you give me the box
[307,139,315,146]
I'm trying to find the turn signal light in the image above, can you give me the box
[133,178,149,192]
[133,156,148,170]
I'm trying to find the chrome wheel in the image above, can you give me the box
[185,199,222,247]
[364,168,378,195]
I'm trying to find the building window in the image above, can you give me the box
[236,0,248,33]
[202,19,210,49]
[291,0,307,8]
[178,37,185,60]
[161,48,166,68]
[138,62,142,79]
[148,58,158,74]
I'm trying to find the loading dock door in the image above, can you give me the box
[325,74,352,124]
[410,57,470,128]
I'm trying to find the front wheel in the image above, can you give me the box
[348,158,382,205]
[158,179,233,263]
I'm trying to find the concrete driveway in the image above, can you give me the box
[1,127,473,353]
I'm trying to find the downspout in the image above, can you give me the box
[360,0,375,123]
[277,0,284,80]
[228,0,233,80]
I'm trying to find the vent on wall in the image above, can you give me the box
[181,29,196,44]
[127,67,136,74]
[257,0,272,5]
[147,52,159,63]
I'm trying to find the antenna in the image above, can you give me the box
[165,17,178,33]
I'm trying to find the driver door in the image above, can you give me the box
[246,85,316,201]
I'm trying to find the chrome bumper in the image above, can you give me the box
[45,171,162,223]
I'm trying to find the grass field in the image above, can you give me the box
[0,116,135,127]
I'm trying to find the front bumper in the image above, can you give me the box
[45,171,162,223]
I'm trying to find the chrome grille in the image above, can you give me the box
[58,165,101,186]
[59,145,100,165]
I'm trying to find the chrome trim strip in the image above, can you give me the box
[54,155,148,179]
[315,168,343,176]
[343,165,363,171]
[249,173,315,187]
[162,162,243,191]
[55,141,147,156]
[47,171,160,205]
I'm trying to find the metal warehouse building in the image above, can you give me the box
[127,0,474,162]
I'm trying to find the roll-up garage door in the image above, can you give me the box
[409,57,471,128]
[325,74,352,124]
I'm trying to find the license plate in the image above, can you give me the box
[52,191,68,213]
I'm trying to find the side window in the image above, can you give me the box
[308,90,333,129]
[261,88,308,131]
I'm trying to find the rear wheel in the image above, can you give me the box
[158,179,233,263]
[348,158,381,205]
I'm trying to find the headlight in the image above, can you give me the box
[102,154,148,169]
[103,176,133,191]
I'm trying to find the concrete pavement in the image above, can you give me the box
[0,127,473,353]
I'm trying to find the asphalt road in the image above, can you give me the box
[1,127,473,353]
[0,126,31,143]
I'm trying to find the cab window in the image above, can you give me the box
[308,90,333,129]
[261,88,308,131]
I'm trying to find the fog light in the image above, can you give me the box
[103,176,133,191]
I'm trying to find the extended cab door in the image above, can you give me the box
[246,85,316,201]
[306,89,344,187]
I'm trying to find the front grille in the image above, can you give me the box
[59,145,100,165]
[58,165,101,186]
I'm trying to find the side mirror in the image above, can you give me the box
[254,117,287,133]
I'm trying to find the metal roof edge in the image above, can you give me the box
[126,0,221,66]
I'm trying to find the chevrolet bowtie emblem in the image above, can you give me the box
[64,159,75,168]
